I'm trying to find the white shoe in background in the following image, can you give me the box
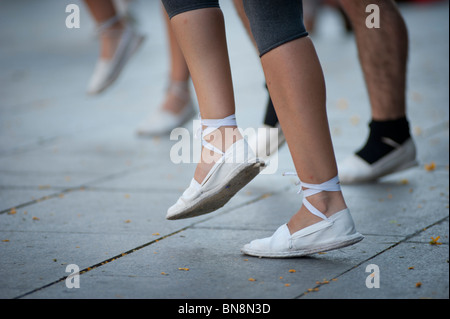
[136,81,196,136]
[87,21,145,95]
[338,138,418,184]
[248,123,286,160]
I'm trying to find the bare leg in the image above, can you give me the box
[164,11,190,83]
[83,0,124,60]
[234,2,346,228]
[232,0,256,48]
[161,9,191,115]
[339,0,408,120]
[135,9,192,136]
[169,9,242,184]
[336,0,415,181]
[261,37,347,233]
[233,0,281,131]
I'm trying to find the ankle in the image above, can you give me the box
[202,126,242,153]
[99,20,125,60]
[305,191,347,218]
[162,81,191,114]
[357,117,411,164]
[194,126,242,184]
[287,191,347,234]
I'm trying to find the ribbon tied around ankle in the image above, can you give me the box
[195,114,237,155]
[283,172,341,220]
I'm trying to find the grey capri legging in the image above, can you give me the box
[161,0,308,57]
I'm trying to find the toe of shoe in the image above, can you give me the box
[338,155,373,183]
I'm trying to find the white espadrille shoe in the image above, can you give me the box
[136,81,196,136]
[166,114,265,220]
[87,15,145,95]
[241,175,364,258]
[338,138,418,184]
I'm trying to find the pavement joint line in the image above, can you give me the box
[0,136,60,158]
[81,186,185,194]
[0,186,85,215]
[0,163,153,215]
[8,188,449,299]
[6,167,446,298]
[0,185,69,190]
[12,227,189,299]
[295,215,449,298]
[11,187,282,299]
[0,183,183,194]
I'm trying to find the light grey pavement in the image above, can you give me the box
[0,0,448,300]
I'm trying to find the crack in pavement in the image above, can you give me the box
[295,215,449,298]
[11,190,282,299]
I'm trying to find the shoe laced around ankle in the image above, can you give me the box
[87,14,145,95]
[283,173,341,220]
[195,114,242,185]
[241,173,363,258]
[198,114,237,156]
[97,14,122,31]
[166,80,191,104]
[166,114,264,220]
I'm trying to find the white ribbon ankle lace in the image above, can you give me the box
[166,81,190,102]
[196,114,237,155]
[283,173,341,220]
[96,15,125,34]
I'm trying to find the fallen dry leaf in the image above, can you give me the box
[400,179,409,185]
[307,288,319,292]
[429,236,442,245]
[424,161,436,171]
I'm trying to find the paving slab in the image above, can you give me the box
[23,227,393,299]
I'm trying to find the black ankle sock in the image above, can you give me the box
[356,117,411,164]
[263,84,279,127]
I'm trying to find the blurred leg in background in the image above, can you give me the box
[337,0,417,184]
[135,8,195,137]
[84,0,145,95]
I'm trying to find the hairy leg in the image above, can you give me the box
[339,0,408,120]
